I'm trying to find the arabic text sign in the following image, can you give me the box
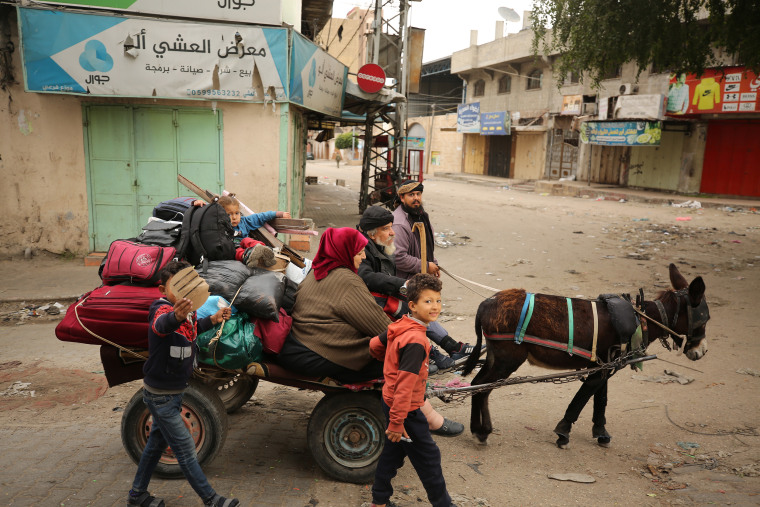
[480,111,509,136]
[289,33,347,117]
[33,0,282,26]
[666,66,759,116]
[457,102,480,133]
[581,121,662,146]
[19,8,288,101]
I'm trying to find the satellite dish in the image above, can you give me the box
[498,6,521,23]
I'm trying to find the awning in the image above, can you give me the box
[304,81,406,125]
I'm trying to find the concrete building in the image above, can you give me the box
[450,15,760,198]
[0,1,344,257]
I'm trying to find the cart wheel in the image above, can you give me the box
[121,380,228,479]
[307,391,385,484]
[205,374,258,413]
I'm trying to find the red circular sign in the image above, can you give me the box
[357,64,386,93]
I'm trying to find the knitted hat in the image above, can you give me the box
[359,205,394,232]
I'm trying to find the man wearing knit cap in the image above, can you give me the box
[357,205,466,436]
[359,204,479,370]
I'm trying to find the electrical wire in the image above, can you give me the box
[335,7,373,60]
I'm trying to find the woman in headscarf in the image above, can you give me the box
[277,228,464,436]
[277,227,389,383]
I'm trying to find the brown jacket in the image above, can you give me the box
[291,268,391,370]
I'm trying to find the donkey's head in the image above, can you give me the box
[657,263,709,361]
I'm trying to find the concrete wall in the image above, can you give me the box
[406,113,463,175]
[0,19,285,258]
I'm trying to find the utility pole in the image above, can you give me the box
[359,0,414,211]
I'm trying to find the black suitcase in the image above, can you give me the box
[153,197,197,221]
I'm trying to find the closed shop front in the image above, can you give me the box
[85,105,223,251]
[628,130,685,191]
[701,120,760,197]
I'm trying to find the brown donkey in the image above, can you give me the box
[461,264,709,447]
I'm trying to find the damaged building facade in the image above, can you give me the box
[0,0,341,256]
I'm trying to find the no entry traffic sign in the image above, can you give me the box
[357,63,386,94]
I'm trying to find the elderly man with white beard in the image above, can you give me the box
[357,205,465,437]
[357,206,476,370]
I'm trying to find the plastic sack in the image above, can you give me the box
[197,295,237,320]
[197,260,251,298]
[285,258,312,284]
[196,313,262,370]
[235,268,286,322]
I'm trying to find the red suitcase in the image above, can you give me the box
[55,285,163,348]
[100,239,176,286]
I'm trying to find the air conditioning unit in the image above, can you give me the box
[619,83,639,95]
[581,102,597,115]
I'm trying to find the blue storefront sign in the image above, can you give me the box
[480,111,509,135]
[580,121,662,146]
[457,102,480,133]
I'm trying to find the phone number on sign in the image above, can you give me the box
[186,89,245,97]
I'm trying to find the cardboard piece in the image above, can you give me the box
[168,266,210,311]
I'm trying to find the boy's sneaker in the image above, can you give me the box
[429,346,455,373]
[428,359,439,375]
[127,491,164,507]
[450,342,486,363]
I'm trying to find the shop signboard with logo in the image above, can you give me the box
[480,111,509,135]
[665,66,759,116]
[580,121,662,146]
[18,8,288,101]
[457,102,480,133]
[289,33,347,117]
[32,0,282,26]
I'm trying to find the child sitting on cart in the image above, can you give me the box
[127,260,240,507]
[218,194,289,269]
[369,273,453,507]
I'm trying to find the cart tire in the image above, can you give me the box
[121,380,228,479]
[307,391,385,483]
[205,374,258,413]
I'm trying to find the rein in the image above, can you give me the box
[628,288,694,357]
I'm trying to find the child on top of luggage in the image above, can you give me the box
[218,195,290,269]
[127,260,239,507]
[217,195,290,240]
[369,273,453,507]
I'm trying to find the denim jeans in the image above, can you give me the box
[131,390,215,501]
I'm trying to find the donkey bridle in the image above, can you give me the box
[651,288,710,353]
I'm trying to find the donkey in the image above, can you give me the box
[461,263,709,448]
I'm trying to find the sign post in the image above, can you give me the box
[357,63,386,94]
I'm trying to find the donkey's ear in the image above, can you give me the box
[669,263,688,290]
[689,276,706,305]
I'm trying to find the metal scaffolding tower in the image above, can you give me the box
[358,0,412,212]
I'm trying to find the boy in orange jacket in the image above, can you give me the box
[369,273,452,507]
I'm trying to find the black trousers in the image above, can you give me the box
[277,334,384,384]
[372,400,451,507]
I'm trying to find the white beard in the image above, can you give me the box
[375,237,396,257]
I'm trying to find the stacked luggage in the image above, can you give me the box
[55,197,307,376]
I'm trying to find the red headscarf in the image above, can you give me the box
[312,227,368,281]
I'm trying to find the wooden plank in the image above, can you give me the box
[178,174,217,201]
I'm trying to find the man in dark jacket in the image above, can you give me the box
[358,206,476,371]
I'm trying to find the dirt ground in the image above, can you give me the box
[1,164,758,506]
